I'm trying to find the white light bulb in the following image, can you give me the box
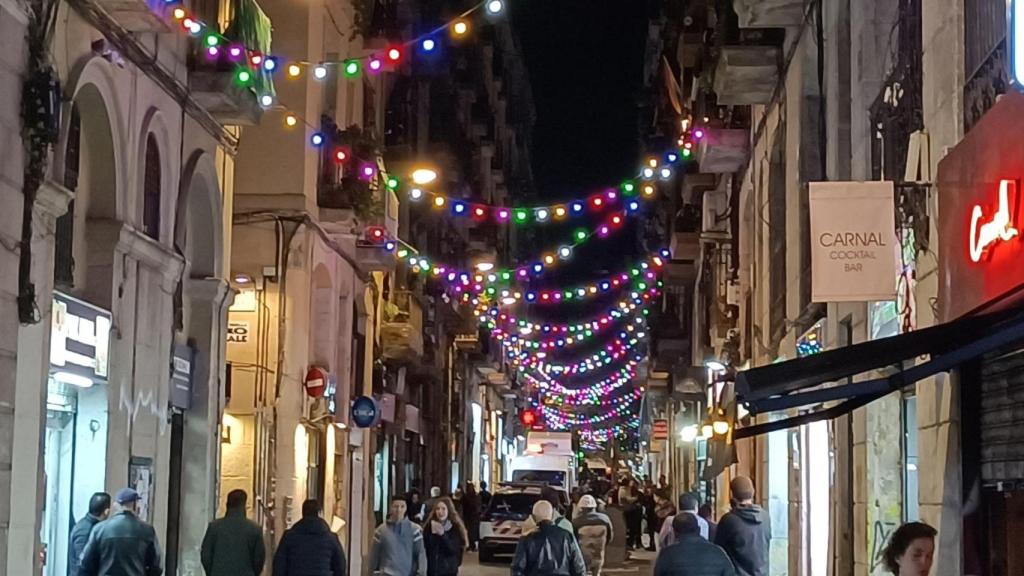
[313,65,328,80]
[486,0,504,15]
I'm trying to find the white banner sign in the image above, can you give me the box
[809,182,897,302]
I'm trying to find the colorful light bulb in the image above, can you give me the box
[344,60,360,77]
[285,114,298,127]
[452,20,470,36]
[313,65,328,80]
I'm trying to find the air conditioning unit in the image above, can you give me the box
[701,187,730,239]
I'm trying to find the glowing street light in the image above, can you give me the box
[411,168,439,185]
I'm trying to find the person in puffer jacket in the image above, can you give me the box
[512,501,587,576]
[272,499,347,576]
[571,495,614,576]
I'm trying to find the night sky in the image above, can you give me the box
[509,0,650,293]
[511,1,649,195]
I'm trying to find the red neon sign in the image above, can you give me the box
[969,179,1019,262]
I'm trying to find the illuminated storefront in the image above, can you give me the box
[41,293,111,576]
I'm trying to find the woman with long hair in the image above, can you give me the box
[882,522,936,576]
[423,497,468,576]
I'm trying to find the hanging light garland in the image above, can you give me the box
[479,287,657,337]
[507,335,643,375]
[542,394,641,427]
[527,359,640,397]
[406,180,657,225]
[373,211,639,290]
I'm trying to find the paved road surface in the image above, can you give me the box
[462,548,655,575]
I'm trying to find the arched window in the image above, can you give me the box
[143,134,161,240]
[54,105,80,288]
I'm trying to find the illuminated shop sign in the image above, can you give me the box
[969,179,1018,262]
[50,293,111,384]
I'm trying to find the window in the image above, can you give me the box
[142,134,161,240]
[55,106,81,288]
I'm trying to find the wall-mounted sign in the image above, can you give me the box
[304,366,328,398]
[169,345,195,410]
[227,321,249,343]
[50,292,111,383]
[652,419,670,440]
[937,93,1024,321]
[351,396,380,428]
[809,182,897,302]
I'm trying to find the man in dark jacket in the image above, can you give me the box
[512,501,587,576]
[79,488,162,576]
[69,492,110,576]
[200,489,266,576]
[714,476,770,576]
[655,514,736,576]
[272,499,347,576]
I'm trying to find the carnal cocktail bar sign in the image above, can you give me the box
[937,92,1024,322]
[809,181,897,302]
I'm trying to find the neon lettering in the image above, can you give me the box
[969,180,1019,262]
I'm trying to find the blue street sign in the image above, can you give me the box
[351,396,380,428]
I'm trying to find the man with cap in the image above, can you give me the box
[79,487,162,576]
[714,476,770,576]
[657,493,709,550]
[654,514,735,576]
[511,501,587,576]
[571,495,614,576]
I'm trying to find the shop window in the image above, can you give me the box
[902,394,919,521]
[142,134,161,241]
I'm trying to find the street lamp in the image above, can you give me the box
[411,167,438,186]
[705,359,727,372]
[679,425,698,443]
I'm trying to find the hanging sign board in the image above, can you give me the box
[809,182,897,302]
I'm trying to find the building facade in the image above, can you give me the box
[2,0,244,571]
[649,0,1023,574]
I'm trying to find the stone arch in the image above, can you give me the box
[176,149,223,279]
[310,263,336,369]
[62,66,121,308]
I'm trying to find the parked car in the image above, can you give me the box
[478,484,546,563]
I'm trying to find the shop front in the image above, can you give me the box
[934,91,1024,575]
[42,292,111,576]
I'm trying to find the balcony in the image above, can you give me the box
[696,128,749,173]
[712,45,781,105]
[93,0,170,32]
[732,0,806,28]
[318,124,388,222]
[381,291,424,362]
[189,0,273,126]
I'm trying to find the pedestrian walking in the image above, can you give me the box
[69,492,110,576]
[641,484,658,551]
[271,499,346,576]
[407,489,426,523]
[369,496,428,576]
[714,476,770,576]
[511,501,587,576]
[658,493,709,549]
[881,522,936,576]
[617,479,641,550]
[571,495,613,576]
[422,497,467,576]
[654,514,736,576]
[478,481,492,512]
[201,489,266,576]
[459,483,481,552]
[698,503,718,542]
[654,492,675,533]
[521,487,574,537]
[79,488,162,576]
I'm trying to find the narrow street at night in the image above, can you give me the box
[4,0,1024,573]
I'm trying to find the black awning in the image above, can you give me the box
[734,307,1024,427]
[737,307,1024,404]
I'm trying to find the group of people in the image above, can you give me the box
[64,475,937,576]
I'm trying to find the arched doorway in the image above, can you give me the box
[167,150,227,575]
[39,79,120,576]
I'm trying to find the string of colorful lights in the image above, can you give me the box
[479,287,657,336]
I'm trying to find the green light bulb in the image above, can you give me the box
[205,34,219,47]
[574,229,587,241]
[344,60,360,77]
[514,209,529,223]
[237,69,252,84]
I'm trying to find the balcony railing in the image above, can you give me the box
[189,0,273,126]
